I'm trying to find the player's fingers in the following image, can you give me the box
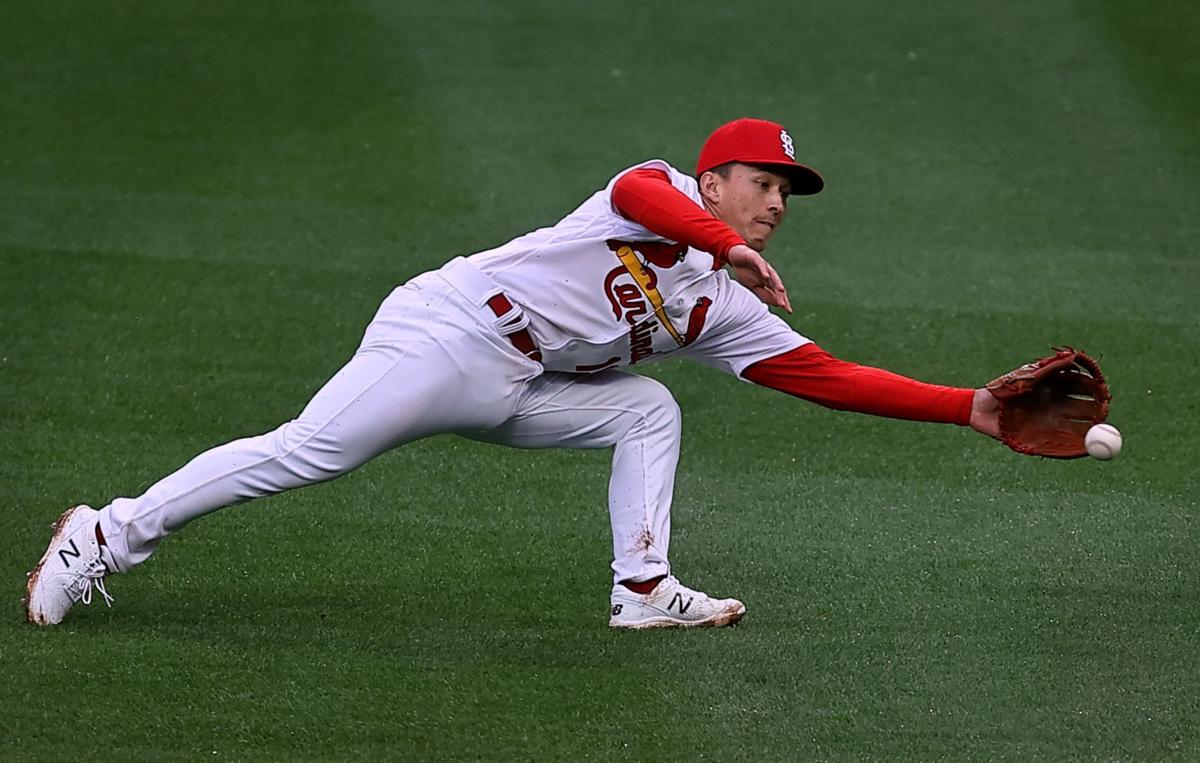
[737,263,771,291]
[772,285,792,311]
[738,259,790,311]
[763,263,792,313]
[752,285,785,310]
[768,283,791,313]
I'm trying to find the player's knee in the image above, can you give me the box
[269,420,362,483]
[631,377,682,434]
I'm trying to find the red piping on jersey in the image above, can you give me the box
[611,168,747,264]
[743,344,974,425]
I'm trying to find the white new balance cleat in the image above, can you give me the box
[25,505,115,626]
[609,575,746,630]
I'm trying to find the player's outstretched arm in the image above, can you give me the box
[744,343,998,436]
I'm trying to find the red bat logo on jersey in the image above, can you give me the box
[603,240,711,364]
[603,239,684,321]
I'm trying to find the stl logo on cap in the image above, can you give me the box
[780,129,796,160]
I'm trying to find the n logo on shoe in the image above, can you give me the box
[611,604,623,616]
[57,540,81,568]
[668,593,693,614]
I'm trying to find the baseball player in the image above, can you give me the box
[25,118,1004,630]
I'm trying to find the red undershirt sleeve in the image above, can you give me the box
[611,167,747,263]
[742,343,975,425]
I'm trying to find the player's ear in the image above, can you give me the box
[698,171,722,203]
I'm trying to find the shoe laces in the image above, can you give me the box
[65,557,114,608]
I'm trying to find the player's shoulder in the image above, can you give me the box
[604,159,699,200]
[542,159,700,242]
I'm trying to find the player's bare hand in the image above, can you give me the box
[727,244,792,313]
[969,388,1002,440]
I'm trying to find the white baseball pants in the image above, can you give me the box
[98,259,679,584]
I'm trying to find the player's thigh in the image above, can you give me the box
[286,336,527,463]
[466,370,681,450]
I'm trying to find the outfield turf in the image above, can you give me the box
[2,1,1198,759]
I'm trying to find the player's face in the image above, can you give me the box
[703,164,791,251]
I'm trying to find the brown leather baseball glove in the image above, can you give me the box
[986,347,1111,458]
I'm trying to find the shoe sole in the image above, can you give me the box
[609,603,746,630]
[23,505,91,626]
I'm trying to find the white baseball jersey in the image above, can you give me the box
[468,160,810,378]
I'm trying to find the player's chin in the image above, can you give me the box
[747,223,776,252]
[746,234,770,252]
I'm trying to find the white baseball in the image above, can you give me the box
[1085,423,1122,460]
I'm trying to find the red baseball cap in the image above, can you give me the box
[695,118,824,195]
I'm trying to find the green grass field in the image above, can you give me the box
[2,1,1198,759]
